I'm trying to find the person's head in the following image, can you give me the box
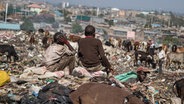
[159,47,162,51]
[53,32,67,45]
[137,70,147,82]
[38,28,44,33]
[45,30,49,36]
[85,25,95,37]
[136,66,150,82]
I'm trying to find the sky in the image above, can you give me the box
[34,0,184,13]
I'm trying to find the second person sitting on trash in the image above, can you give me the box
[42,32,76,75]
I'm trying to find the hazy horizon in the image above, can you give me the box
[33,0,184,13]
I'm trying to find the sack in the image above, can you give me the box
[38,82,73,104]
[20,95,40,104]
[0,70,10,87]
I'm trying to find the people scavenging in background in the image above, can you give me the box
[42,32,76,75]
[42,30,51,49]
[157,45,166,75]
[77,25,114,76]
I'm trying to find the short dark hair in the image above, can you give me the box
[54,32,61,43]
[137,70,147,82]
[85,25,95,36]
[53,32,66,44]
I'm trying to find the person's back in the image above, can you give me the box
[78,37,104,68]
[78,25,113,74]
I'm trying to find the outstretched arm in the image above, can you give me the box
[97,40,114,75]
[58,37,75,52]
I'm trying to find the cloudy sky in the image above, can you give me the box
[35,0,184,13]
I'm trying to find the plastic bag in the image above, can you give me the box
[114,71,137,82]
[0,70,10,87]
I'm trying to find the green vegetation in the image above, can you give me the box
[98,14,104,18]
[108,20,114,27]
[20,18,35,31]
[7,4,14,15]
[7,4,21,15]
[59,9,72,23]
[71,22,83,34]
[64,16,71,23]
[105,19,114,27]
[144,22,152,28]
[162,36,180,45]
[31,13,55,23]
[136,14,146,18]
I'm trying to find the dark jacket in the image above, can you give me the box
[78,37,111,68]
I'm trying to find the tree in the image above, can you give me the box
[98,14,104,18]
[136,14,145,18]
[59,9,72,22]
[31,13,55,23]
[0,12,4,20]
[8,4,21,15]
[62,9,71,17]
[162,36,179,45]
[15,6,21,12]
[92,10,97,16]
[104,19,114,27]
[108,20,114,27]
[7,4,14,15]
[144,16,152,28]
[84,10,92,15]
[20,18,35,31]
[144,22,152,28]
[71,22,83,34]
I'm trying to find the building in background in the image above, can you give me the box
[28,3,43,14]
[62,2,69,8]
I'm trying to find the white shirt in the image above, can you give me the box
[43,43,74,66]
[150,44,155,48]
[158,50,165,60]
[126,55,131,61]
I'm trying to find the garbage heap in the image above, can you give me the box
[0,31,183,104]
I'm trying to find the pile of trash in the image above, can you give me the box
[0,30,183,104]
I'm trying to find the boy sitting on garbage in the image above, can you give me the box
[42,32,76,75]
[73,25,114,78]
